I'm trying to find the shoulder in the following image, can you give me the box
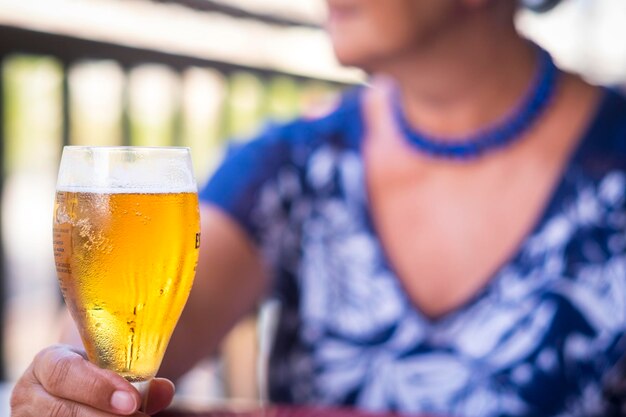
[567,88,626,222]
[575,86,626,189]
[199,86,364,208]
[584,88,626,158]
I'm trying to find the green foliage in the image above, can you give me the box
[3,54,63,174]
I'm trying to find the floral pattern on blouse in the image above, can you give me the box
[200,88,626,417]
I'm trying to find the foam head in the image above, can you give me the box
[56,146,197,193]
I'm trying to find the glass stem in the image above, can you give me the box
[131,378,152,413]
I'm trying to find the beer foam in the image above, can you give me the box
[56,147,197,193]
[55,185,197,194]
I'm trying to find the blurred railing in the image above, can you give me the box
[0,1,352,383]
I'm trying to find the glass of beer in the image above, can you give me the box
[52,146,200,408]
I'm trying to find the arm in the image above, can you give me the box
[158,203,270,381]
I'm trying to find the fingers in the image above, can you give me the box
[13,345,141,416]
[144,378,175,415]
[13,382,144,417]
[11,345,176,417]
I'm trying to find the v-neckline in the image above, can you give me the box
[352,87,612,324]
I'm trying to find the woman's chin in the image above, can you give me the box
[332,46,374,69]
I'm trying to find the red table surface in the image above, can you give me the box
[156,405,434,417]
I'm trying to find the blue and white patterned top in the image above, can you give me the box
[199,87,626,417]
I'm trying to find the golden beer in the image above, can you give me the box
[53,190,200,382]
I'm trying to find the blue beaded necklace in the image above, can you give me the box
[391,47,558,159]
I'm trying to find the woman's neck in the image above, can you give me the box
[380,8,539,139]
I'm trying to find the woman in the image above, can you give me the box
[11,0,626,416]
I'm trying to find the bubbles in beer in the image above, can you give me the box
[53,190,200,381]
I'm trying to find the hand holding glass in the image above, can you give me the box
[52,147,200,407]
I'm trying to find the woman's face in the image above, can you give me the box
[324,0,460,70]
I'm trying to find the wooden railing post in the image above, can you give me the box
[62,61,71,147]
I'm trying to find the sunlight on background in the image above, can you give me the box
[70,62,125,146]
[0,0,355,82]
[0,0,626,413]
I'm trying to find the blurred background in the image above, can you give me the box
[0,0,626,412]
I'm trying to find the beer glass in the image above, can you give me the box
[53,146,200,407]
